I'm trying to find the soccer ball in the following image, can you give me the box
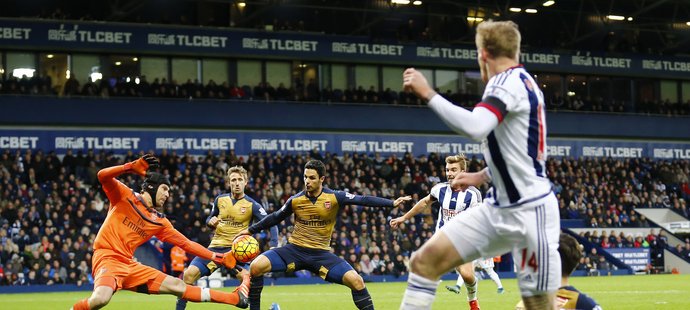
[233,235,261,263]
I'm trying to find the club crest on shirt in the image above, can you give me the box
[150,212,158,221]
[324,201,331,209]
[240,207,247,214]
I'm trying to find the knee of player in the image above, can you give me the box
[183,268,200,284]
[348,274,366,290]
[89,292,112,308]
[249,256,269,277]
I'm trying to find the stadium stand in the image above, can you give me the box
[1,149,688,286]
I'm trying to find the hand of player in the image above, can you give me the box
[234,229,250,240]
[403,68,436,101]
[212,252,237,269]
[389,216,406,229]
[126,154,160,176]
[451,170,489,190]
[393,196,412,207]
[207,216,220,228]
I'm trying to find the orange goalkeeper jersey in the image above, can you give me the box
[93,165,214,262]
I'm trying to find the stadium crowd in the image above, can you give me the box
[3,73,689,116]
[0,149,688,286]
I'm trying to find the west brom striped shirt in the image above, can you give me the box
[430,183,482,231]
[476,65,552,208]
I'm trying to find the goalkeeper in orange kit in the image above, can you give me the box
[71,154,249,310]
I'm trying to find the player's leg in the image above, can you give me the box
[157,271,250,308]
[73,257,122,310]
[513,196,561,310]
[176,253,217,310]
[71,285,114,310]
[459,262,479,306]
[484,267,504,293]
[445,269,464,294]
[401,204,510,310]
[313,251,372,310]
[250,247,290,310]
[400,231,465,310]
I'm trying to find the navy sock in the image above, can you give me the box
[249,275,264,310]
[175,297,188,310]
[352,287,374,310]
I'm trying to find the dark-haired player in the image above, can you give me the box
[237,159,411,309]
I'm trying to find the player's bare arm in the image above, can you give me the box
[393,196,413,207]
[390,195,432,229]
[451,167,491,190]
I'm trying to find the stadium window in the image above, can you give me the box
[72,54,101,84]
[39,53,68,91]
[589,76,612,103]
[382,66,404,93]
[6,52,36,79]
[660,80,679,103]
[565,75,587,100]
[635,78,658,108]
[682,81,690,104]
[462,70,485,103]
[265,61,290,92]
[202,59,229,85]
[533,73,562,104]
[330,64,347,92]
[434,69,459,94]
[140,57,169,83]
[355,64,379,94]
[172,58,199,85]
[237,60,262,90]
[108,55,140,82]
[292,62,320,101]
[612,78,632,110]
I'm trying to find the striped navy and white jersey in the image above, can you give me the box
[475,65,552,208]
[429,183,482,231]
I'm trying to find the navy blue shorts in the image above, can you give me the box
[262,243,353,284]
[189,247,249,277]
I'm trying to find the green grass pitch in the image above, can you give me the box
[1,274,687,309]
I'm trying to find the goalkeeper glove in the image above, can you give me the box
[124,154,160,176]
[212,252,237,269]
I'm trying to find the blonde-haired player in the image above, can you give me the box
[176,166,278,310]
[401,19,560,310]
[391,154,483,310]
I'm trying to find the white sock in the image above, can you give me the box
[465,278,478,301]
[486,269,503,289]
[400,272,438,310]
[455,274,465,288]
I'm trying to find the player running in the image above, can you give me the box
[390,154,482,310]
[176,166,278,310]
[71,154,249,310]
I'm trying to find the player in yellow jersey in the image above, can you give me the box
[236,159,411,309]
[176,166,278,310]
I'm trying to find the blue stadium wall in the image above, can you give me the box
[2,96,689,140]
